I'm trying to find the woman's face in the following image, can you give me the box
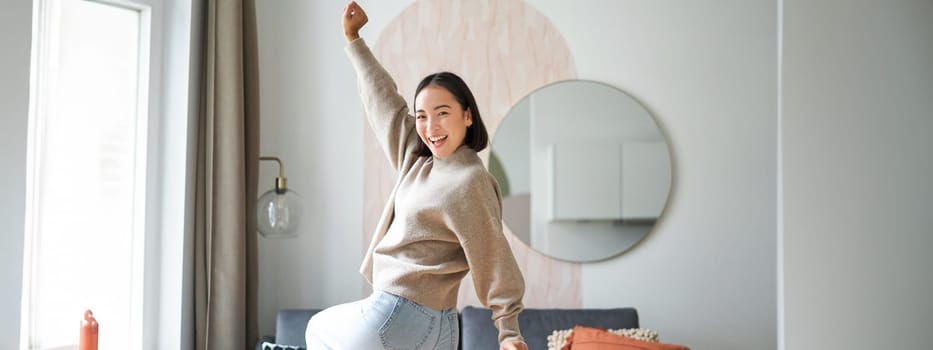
[414,85,472,159]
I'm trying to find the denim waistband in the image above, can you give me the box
[368,290,459,317]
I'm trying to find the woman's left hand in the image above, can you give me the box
[500,341,528,350]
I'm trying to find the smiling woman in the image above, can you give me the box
[303,3,528,350]
[361,0,582,311]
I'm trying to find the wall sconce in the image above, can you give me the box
[257,156,301,238]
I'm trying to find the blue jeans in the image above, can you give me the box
[306,291,459,350]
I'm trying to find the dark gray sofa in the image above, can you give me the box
[257,306,638,350]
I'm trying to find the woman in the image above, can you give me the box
[304,2,528,350]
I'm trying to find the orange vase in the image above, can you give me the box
[79,310,98,350]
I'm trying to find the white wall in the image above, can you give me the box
[782,1,933,349]
[253,0,394,337]
[539,1,778,348]
[0,1,32,348]
[255,0,777,348]
[153,0,200,349]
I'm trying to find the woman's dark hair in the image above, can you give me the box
[413,72,488,157]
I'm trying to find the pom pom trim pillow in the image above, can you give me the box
[547,327,659,350]
[561,325,690,350]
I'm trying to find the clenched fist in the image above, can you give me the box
[342,1,368,42]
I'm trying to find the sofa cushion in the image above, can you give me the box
[460,306,638,350]
[273,309,321,347]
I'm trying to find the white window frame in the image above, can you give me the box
[21,0,197,349]
[22,0,152,348]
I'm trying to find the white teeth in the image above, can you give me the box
[429,135,448,142]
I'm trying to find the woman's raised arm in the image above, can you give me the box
[342,1,420,171]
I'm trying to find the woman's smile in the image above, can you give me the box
[428,134,449,148]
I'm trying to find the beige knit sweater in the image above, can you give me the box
[346,38,525,345]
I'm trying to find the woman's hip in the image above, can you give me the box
[306,291,459,350]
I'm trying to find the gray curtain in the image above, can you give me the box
[193,0,260,349]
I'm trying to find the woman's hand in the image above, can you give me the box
[342,1,368,42]
[500,341,528,350]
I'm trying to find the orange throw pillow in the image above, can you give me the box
[562,326,690,350]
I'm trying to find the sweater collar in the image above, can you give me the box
[431,145,477,167]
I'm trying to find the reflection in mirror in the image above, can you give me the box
[490,80,672,262]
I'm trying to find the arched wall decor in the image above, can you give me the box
[364,0,581,308]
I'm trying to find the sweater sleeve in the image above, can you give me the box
[345,38,421,171]
[452,171,526,345]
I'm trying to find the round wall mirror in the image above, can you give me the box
[489,80,672,262]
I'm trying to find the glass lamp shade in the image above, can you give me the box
[256,188,302,238]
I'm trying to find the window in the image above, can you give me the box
[22,1,152,349]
